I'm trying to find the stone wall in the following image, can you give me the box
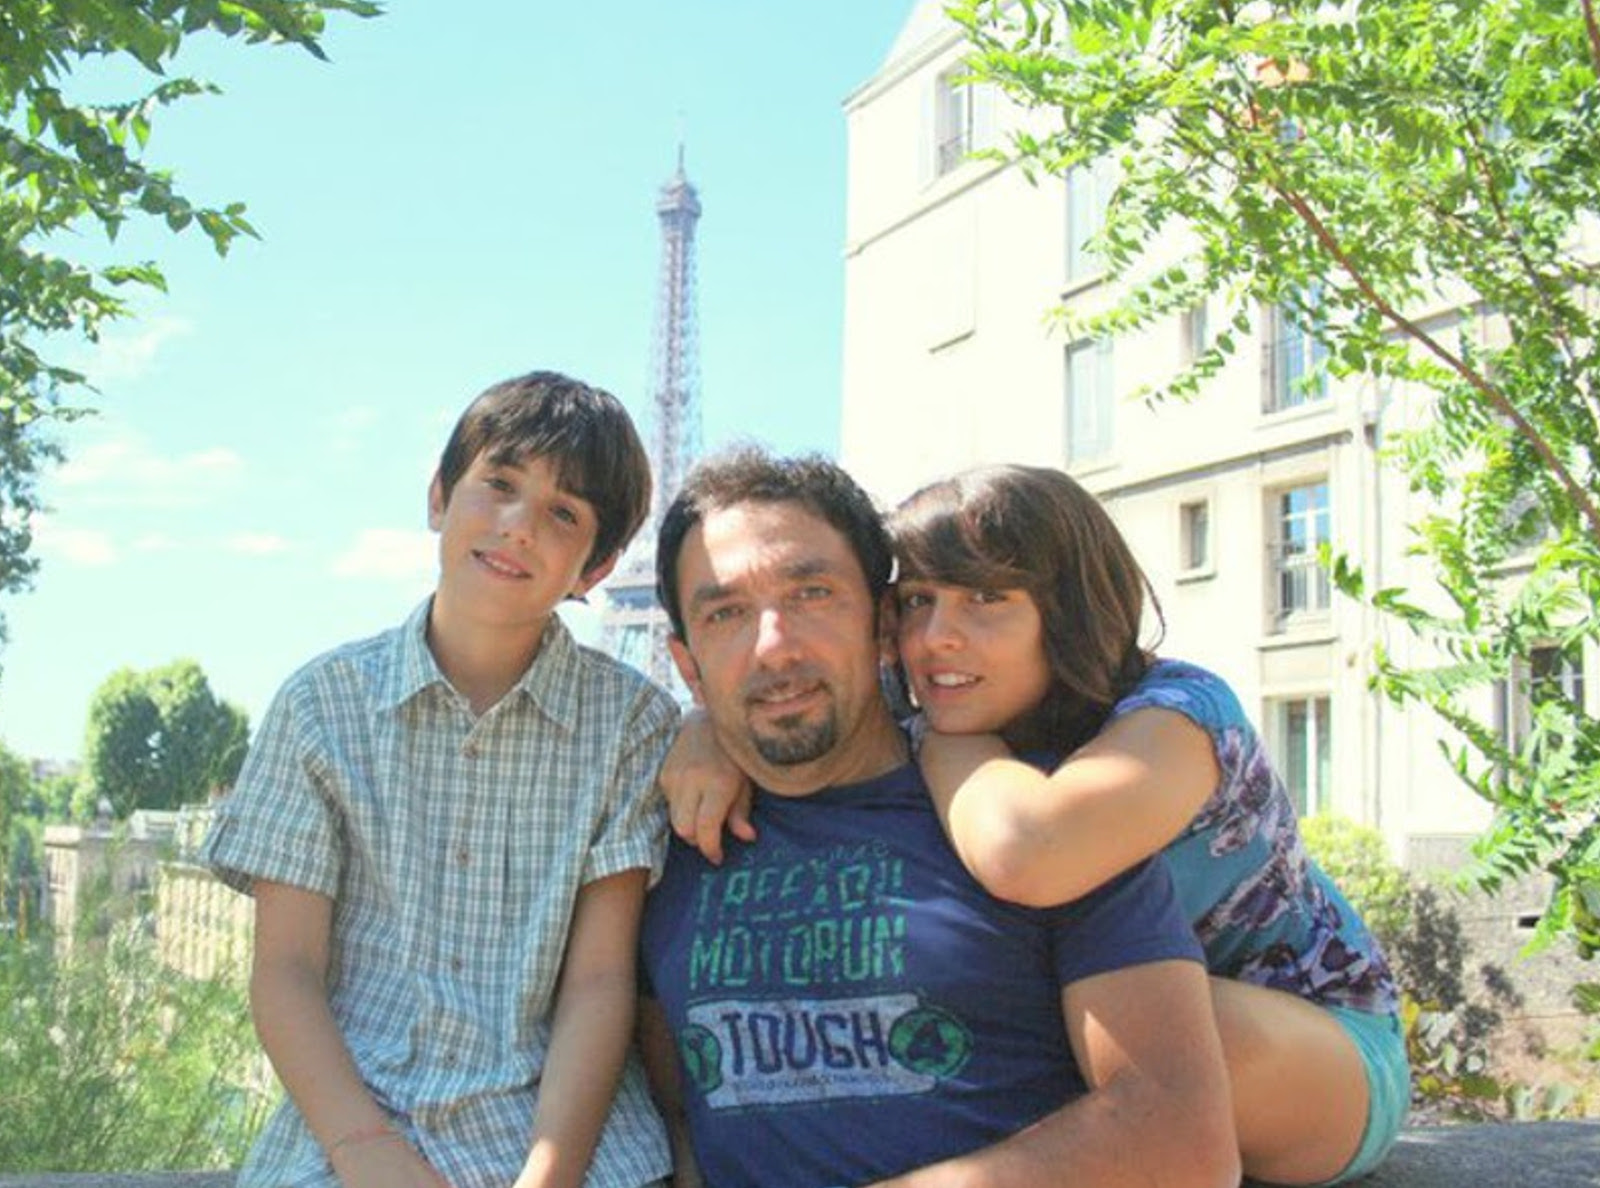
[2,1121,1597,1188]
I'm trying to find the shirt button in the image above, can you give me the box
[450,956,464,973]
[463,743,479,758]
[455,846,470,866]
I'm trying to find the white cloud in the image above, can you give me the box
[331,528,435,586]
[34,520,117,567]
[322,405,384,456]
[78,316,192,385]
[54,435,244,508]
[132,533,179,553]
[227,533,292,556]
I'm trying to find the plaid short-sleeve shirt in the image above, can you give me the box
[202,600,676,1188]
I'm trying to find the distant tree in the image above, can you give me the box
[0,0,380,662]
[0,741,27,908]
[953,0,1600,960]
[83,659,248,815]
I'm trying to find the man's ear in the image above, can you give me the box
[667,636,705,707]
[876,590,900,668]
[427,473,446,531]
[571,551,619,600]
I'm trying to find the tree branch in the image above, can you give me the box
[1273,183,1600,549]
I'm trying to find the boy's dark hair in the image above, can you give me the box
[436,371,652,571]
[890,464,1164,754]
[656,446,893,639]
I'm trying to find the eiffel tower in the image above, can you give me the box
[600,149,702,692]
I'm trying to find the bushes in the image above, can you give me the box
[0,918,269,1171]
[1304,815,1585,1121]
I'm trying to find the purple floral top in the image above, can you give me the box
[1110,660,1399,1016]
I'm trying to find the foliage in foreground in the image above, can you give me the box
[1305,815,1589,1120]
[0,918,267,1171]
[0,0,381,663]
[953,0,1600,964]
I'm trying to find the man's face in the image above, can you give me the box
[668,501,901,795]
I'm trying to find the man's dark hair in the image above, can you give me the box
[435,371,651,570]
[656,446,893,639]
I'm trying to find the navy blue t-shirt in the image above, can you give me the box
[639,761,1202,1188]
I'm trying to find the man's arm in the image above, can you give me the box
[515,868,650,1188]
[639,997,704,1188]
[251,880,449,1188]
[868,959,1239,1188]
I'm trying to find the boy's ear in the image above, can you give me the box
[570,551,619,600]
[427,473,446,531]
[667,636,705,707]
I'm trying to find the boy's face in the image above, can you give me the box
[428,451,614,635]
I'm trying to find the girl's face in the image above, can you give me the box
[895,580,1053,736]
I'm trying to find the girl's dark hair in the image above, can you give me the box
[890,464,1164,753]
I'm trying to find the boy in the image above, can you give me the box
[203,372,674,1188]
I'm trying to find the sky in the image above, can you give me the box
[0,2,920,763]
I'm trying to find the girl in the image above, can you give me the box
[663,464,1409,1187]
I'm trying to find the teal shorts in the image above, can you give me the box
[1316,1007,1410,1184]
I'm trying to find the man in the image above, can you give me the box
[638,447,1238,1188]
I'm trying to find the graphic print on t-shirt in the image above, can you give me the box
[678,839,974,1109]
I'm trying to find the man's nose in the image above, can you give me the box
[753,607,801,663]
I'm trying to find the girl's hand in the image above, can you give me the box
[659,708,756,865]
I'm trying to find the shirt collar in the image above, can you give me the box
[381,597,583,732]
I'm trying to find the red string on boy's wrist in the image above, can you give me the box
[327,1122,400,1158]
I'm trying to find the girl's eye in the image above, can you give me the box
[972,588,1008,605]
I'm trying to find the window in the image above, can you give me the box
[1179,499,1211,574]
[931,68,994,177]
[1262,298,1328,412]
[1065,337,1115,464]
[1496,644,1584,753]
[1065,157,1116,284]
[1269,695,1331,815]
[1270,481,1330,625]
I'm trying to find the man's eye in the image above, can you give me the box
[795,585,832,602]
[704,605,742,626]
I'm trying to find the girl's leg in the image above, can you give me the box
[1210,978,1371,1185]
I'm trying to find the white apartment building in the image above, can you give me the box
[838,1,1578,869]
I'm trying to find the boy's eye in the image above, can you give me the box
[898,589,932,611]
[486,475,515,493]
[552,504,580,526]
[972,588,1008,605]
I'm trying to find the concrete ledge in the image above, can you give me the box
[2,1121,1596,1187]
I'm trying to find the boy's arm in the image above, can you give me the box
[865,959,1239,1188]
[918,707,1219,907]
[515,867,650,1188]
[639,997,704,1188]
[251,880,449,1188]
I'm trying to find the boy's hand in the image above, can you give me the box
[660,708,755,865]
[331,1135,452,1188]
